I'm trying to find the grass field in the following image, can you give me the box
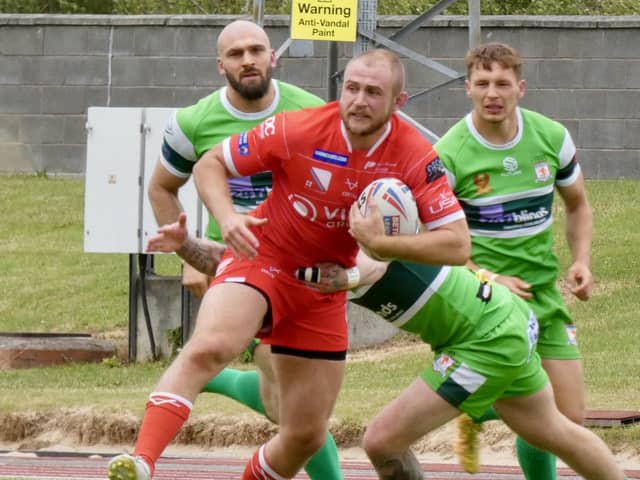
[0,174,639,451]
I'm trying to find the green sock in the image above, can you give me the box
[476,405,500,423]
[202,368,266,415]
[516,435,556,480]
[304,431,343,480]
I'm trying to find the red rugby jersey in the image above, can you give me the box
[221,102,464,268]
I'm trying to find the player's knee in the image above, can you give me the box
[362,426,390,460]
[182,335,239,371]
[561,405,585,425]
[281,424,327,455]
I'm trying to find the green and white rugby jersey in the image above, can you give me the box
[160,80,324,241]
[351,262,526,352]
[436,107,580,288]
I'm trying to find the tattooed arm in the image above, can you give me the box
[176,236,226,277]
[146,212,226,276]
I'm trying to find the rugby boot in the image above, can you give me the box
[107,454,151,480]
[454,413,482,474]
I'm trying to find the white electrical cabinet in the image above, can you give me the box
[84,107,206,253]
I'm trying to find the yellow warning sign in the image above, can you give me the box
[290,0,358,42]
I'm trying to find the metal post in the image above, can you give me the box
[354,0,377,56]
[128,254,138,362]
[328,42,339,100]
[468,0,481,48]
[252,0,265,26]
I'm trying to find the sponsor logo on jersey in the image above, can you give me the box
[259,116,277,138]
[238,132,249,156]
[475,280,492,303]
[534,160,552,182]
[473,172,492,194]
[288,193,349,228]
[428,191,458,215]
[345,178,359,190]
[312,148,348,166]
[341,178,359,198]
[527,311,539,360]
[501,156,522,176]
[478,204,550,227]
[375,302,400,319]
[565,324,578,346]
[310,167,332,192]
[260,266,281,279]
[364,161,377,169]
[425,157,445,183]
[433,353,456,376]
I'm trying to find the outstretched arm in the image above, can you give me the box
[146,213,226,277]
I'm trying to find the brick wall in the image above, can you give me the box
[0,14,638,177]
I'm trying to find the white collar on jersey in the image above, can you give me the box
[340,120,392,157]
[219,79,281,121]
[465,106,524,150]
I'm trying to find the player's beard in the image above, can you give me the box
[225,65,273,101]
[343,108,390,137]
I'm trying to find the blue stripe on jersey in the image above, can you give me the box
[162,140,194,175]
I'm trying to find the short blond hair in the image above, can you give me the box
[465,42,523,80]
[347,49,406,95]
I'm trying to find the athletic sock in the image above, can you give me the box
[476,405,500,423]
[133,392,192,475]
[242,444,290,480]
[304,432,343,480]
[516,435,557,480]
[202,368,266,415]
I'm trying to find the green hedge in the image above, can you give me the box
[1,0,639,15]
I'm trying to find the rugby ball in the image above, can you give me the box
[356,177,420,260]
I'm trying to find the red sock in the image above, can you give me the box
[133,392,192,475]
[242,444,289,480]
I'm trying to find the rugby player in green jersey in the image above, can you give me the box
[298,248,626,480]
[435,42,594,479]
[149,21,323,298]
[108,20,337,480]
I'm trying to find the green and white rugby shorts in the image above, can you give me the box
[422,301,548,419]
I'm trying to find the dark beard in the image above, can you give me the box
[226,66,273,101]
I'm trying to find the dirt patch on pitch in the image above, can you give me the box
[2,406,640,470]
[0,408,364,451]
[1,334,639,470]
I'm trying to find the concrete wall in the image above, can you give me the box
[0,14,639,177]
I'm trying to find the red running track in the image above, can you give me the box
[0,453,639,480]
